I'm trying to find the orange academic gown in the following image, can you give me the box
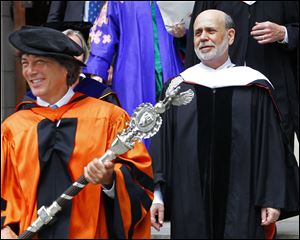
[1,93,153,238]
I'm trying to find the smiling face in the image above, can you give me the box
[21,54,69,104]
[193,10,235,69]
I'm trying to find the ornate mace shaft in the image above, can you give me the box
[18,77,194,239]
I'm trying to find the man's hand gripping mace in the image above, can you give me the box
[18,76,194,239]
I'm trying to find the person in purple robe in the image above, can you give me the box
[83,1,183,117]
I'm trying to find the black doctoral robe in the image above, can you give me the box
[150,76,299,239]
[185,1,299,146]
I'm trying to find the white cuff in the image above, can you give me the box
[153,185,164,205]
[102,180,115,199]
[278,26,288,44]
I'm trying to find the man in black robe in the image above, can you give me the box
[150,9,299,239]
[185,1,299,151]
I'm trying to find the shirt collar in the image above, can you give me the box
[37,87,75,107]
[199,57,235,71]
[243,1,256,5]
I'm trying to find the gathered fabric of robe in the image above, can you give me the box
[83,1,183,116]
[185,1,299,147]
[1,92,154,239]
[150,66,299,239]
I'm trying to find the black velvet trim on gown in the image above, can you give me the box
[195,86,232,238]
[37,118,77,239]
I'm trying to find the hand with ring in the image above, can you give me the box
[250,21,286,44]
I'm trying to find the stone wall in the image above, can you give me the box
[1,1,16,122]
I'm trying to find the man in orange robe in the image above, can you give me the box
[1,26,153,239]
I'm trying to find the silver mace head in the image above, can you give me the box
[19,76,194,238]
[113,76,194,151]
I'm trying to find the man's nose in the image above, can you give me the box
[26,64,38,75]
[200,31,209,41]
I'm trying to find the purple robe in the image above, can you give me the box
[83,1,183,115]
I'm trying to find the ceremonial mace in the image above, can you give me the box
[18,77,194,239]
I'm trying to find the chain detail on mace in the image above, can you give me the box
[18,76,194,239]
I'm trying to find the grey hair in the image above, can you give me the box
[224,13,235,30]
[63,29,89,63]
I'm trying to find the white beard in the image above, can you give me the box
[194,35,229,62]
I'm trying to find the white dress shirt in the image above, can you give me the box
[37,87,75,107]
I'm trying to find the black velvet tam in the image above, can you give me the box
[9,25,85,66]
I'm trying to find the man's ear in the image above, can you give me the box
[227,28,235,46]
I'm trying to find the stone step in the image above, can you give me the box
[151,216,299,239]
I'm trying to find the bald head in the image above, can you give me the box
[193,9,235,69]
[194,10,235,32]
